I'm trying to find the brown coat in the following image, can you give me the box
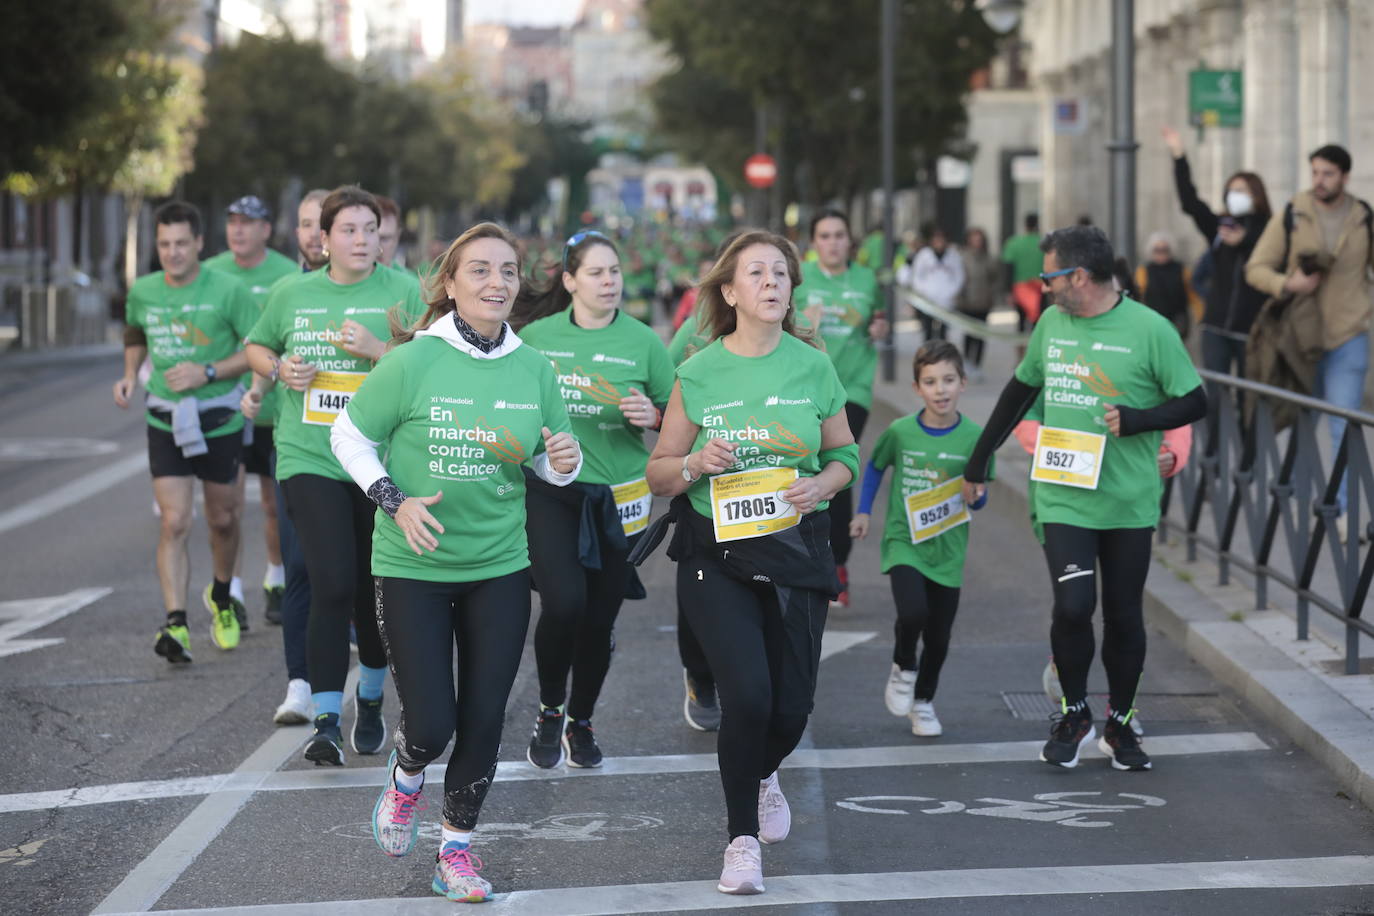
[1245,189,1374,352]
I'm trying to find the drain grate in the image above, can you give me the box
[1001,692,1225,722]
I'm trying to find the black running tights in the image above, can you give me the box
[828,402,869,566]
[376,572,531,829]
[526,485,634,720]
[678,550,827,840]
[888,565,961,701]
[1041,523,1154,715]
[281,474,386,691]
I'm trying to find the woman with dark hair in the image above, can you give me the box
[511,230,675,769]
[330,222,581,901]
[246,185,423,767]
[645,230,859,896]
[1161,126,1271,381]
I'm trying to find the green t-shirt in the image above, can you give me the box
[246,266,423,482]
[801,260,882,410]
[677,334,848,520]
[1014,298,1201,530]
[125,266,259,438]
[345,335,573,583]
[519,309,675,485]
[858,231,885,269]
[869,413,991,586]
[1001,232,1043,284]
[205,249,300,427]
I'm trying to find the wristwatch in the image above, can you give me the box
[681,454,699,483]
[203,363,217,381]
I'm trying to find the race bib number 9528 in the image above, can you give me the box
[905,476,969,545]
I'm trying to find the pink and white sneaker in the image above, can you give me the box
[757,772,791,844]
[717,835,764,895]
[433,843,492,903]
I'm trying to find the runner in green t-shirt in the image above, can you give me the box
[801,208,890,607]
[1002,212,1044,331]
[330,223,580,902]
[245,185,423,769]
[512,229,676,770]
[112,201,257,664]
[204,195,299,625]
[644,231,860,897]
[964,225,1206,772]
[849,341,991,739]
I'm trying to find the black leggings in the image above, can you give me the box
[888,565,961,700]
[828,402,869,566]
[281,474,386,692]
[677,601,713,688]
[677,549,827,840]
[1041,523,1153,714]
[526,485,635,720]
[376,572,531,829]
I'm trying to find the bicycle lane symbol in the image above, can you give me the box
[836,792,1166,828]
[329,813,664,844]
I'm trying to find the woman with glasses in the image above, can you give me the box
[512,229,676,769]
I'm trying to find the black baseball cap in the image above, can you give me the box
[226,195,270,221]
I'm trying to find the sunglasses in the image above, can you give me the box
[563,230,611,270]
[1038,266,1078,282]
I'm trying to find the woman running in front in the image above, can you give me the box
[645,230,859,896]
[246,185,423,764]
[330,222,581,902]
[513,230,675,768]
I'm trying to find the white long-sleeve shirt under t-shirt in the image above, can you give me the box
[911,246,966,310]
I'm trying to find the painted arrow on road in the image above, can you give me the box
[0,587,111,658]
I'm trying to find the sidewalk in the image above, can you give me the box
[871,316,1374,812]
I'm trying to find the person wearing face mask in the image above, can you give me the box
[1161,126,1271,432]
[510,229,675,769]
[1247,144,1374,541]
[246,185,424,766]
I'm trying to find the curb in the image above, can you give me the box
[0,342,122,370]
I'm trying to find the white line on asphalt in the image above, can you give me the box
[2,731,1269,816]
[89,670,360,915]
[818,629,876,661]
[0,450,145,536]
[0,587,112,658]
[99,854,1374,915]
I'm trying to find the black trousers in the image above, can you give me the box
[1041,523,1153,715]
[828,401,869,567]
[376,571,530,829]
[888,565,961,701]
[677,548,828,840]
[280,474,386,692]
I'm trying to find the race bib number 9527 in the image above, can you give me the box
[1031,426,1106,490]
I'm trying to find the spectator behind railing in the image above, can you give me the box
[1134,232,1202,339]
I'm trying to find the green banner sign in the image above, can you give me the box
[1189,69,1243,128]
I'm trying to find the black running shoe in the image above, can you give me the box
[263,586,283,625]
[526,707,564,768]
[1040,704,1095,768]
[1099,716,1151,770]
[352,692,386,755]
[154,625,193,664]
[563,719,603,768]
[304,712,345,766]
[684,670,721,732]
[231,596,249,633]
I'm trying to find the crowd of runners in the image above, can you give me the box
[111,185,1204,901]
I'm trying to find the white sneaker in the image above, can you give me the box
[1336,516,1349,544]
[274,678,313,725]
[757,772,791,844]
[884,664,917,716]
[717,835,764,895]
[910,701,943,736]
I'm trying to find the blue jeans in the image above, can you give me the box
[274,471,312,682]
[1313,332,1370,514]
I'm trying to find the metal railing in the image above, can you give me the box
[1161,369,1374,673]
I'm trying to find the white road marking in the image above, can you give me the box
[89,669,359,915]
[0,450,146,536]
[0,587,111,657]
[818,629,876,661]
[0,731,1269,816]
[0,437,121,460]
[99,855,1374,915]
[836,791,1168,828]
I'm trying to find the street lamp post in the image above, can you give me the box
[880,0,897,382]
[1108,0,1138,266]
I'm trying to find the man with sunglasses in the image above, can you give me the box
[961,225,1205,771]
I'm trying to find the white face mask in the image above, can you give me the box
[1225,189,1254,217]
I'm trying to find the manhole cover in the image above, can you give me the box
[1002,692,1225,722]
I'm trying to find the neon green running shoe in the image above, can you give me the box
[154,625,192,664]
[203,586,241,650]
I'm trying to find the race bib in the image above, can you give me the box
[710,467,800,543]
[905,476,969,545]
[302,371,366,426]
[1031,426,1106,490]
[611,476,652,537]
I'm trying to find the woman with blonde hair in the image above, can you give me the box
[330,221,581,902]
[643,229,859,896]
